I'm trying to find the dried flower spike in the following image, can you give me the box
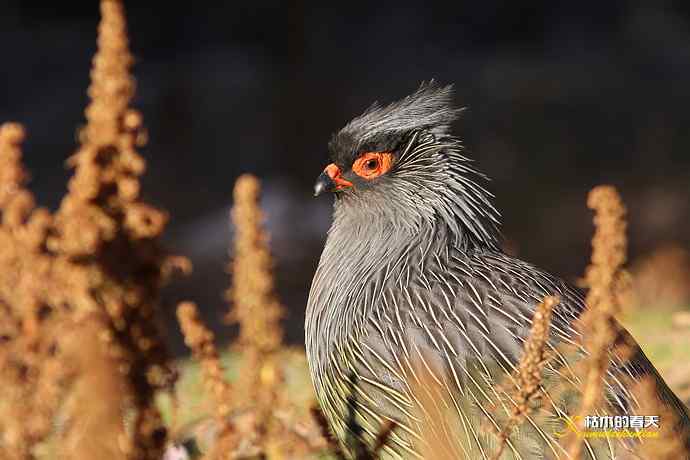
[491,295,560,460]
[177,302,233,425]
[226,174,286,450]
[566,185,629,459]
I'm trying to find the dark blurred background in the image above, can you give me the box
[2,1,689,354]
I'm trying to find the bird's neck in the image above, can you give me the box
[306,149,502,366]
[305,209,454,365]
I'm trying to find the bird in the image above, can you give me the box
[305,82,690,459]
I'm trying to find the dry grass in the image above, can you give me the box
[177,303,233,429]
[0,1,181,458]
[173,174,328,459]
[222,174,333,458]
[490,295,560,460]
[565,185,631,458]
[225,174,288,455]
[61,313,130,460]
[226,174,285,409]
[412,369,464,460]
[0,121,53,460]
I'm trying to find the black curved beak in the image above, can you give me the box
[313,171,335,197]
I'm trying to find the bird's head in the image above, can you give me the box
[314,82,501,251]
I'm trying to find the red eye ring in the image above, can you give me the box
[352,152,393,179]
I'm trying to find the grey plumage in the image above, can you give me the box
[306,83,690,459]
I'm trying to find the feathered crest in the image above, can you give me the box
[329,80,463,163]
[346,81,460,136]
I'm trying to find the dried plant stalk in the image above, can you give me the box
[53,2,176,457]
[61,313,130,460]
[412,361,463,460]
[0,1,182,459]
[565,185,629,458]
[310,406,346,459]
[0,122,66,460]
[0,123,30,216]
[490,295,560,460]
[177,302,242,460]
[226,174,286,448]
[177,302,233,425]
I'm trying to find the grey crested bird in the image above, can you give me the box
[305,82,690,459]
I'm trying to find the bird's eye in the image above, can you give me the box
[352,152,393,180]
[364,158,379,170]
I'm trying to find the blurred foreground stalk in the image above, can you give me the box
[226,175,286,450]
[566,186,631,458]
[0,1,186,458]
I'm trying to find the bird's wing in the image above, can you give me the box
[346,250,689,459]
